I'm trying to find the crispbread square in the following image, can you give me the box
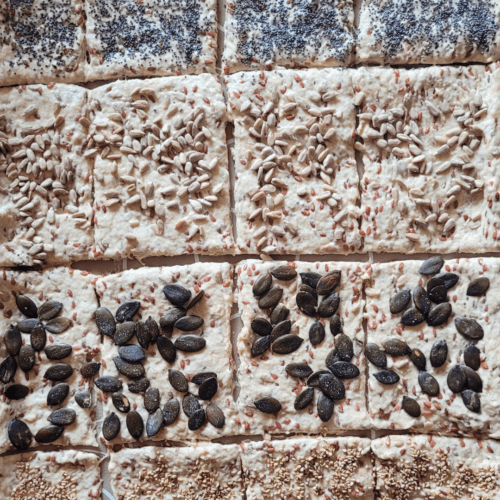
[95,263,239,445]
[355,65,500,254]
[365,257,500,437]
[0,83,94,266]
[85,0,217,82]
[0,450,101,500]
[356,0,500,65]
[372,434,500,500]
[109,443,244,500]
[235,260,368,436]
[90,74,235,259]
[0,267,100,453]
[242,436,373,500]
[226,69,361,255]
[222,0,355,73]
[0,0,86,87]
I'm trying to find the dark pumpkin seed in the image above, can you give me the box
[44,317,72,334]
[145,316,159,344]
[467,277,490,297]
[455,317,484,341]
[114,357,145,379]
[419,371,440,396]
[318,292,340,318]
[160,308,186,336]
[254,396,282,414]
[365,343,387,368]
[413,286,430,315]
[402,396,421,418]
[47,383,69,406]
[272,334,304,354]
[383,338,411,357]
[299,284,317,300]
[271,265,297,281]
[8,418,32,450]
[317,393,334,422]
[251,336,271,357]
[434,272,459,289]
[188,409,206,431]
[18,318,42,333]
[38,300,63,321]
[30,325,46,351]
[5,384,29,400]
[307,370,331,387]
[45,343,72,360]
[428,285,447,304]
[185,290,204,310]
[174,315,204,331]
[35,425,64,444]
[206,403,225,428]
[157,336,176,363]
[319,373,345,400]
[252,273,272,297]
[334,334,354,362]
[4,325,22,356]
[191,372,218,385]
[328,361,360,379]
[119,345,146,363]
[294,387,314,410]
[464,343,481,371]
[49,408,76,426]
[426,277,444,293]
[163,398,180,426]
[164,284,191,306]
[114,322,137,346]
[144,387,160,413]
[103,413,121,441]
[128,378,150,393]
[401,307,425,327]
[286,363,313,379]
[419,256,444,275]
[251,317,272,336]
[430,340,448,368]
[183,393,201,417]
[258,287,283,310]
[126,410,144,440]
[389,289,411,314]
[316,271,341,295]
[0,355,17,383]
[270,303,290,325]
[426,302,452,327]
[116,301,140,323]
[199,377,217,400]
[309,320,325,345]
[270,320,292,343]
[330,315,343,336]
[95,376,123,393]
[410,349,426,371]
[81,362,101,379]
[463,366,482,393]
[135,320,151,350]
[16,295,38,318]
[112,392,130,413]
[174,335,206,352]
[19,345,36,373]
[462,389,480,413]
[44,363,73,381]
[373,370,400,385]
[147,408,163,437]
[169,369,188,393]
[296,291,317,317]
[325,348,340,371]
[300,271,322,288]
[95,308,116,338]
[75,390,91,408]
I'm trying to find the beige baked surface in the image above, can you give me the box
[91,74,235,259]
[226,68,361,255]
[0,267,100,453]
[85,0,217,82]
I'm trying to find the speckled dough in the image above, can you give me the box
[0,450,101,500]
[0,0,86,87]
[236,260,368,436]
[356,0,500,65]
[226,69,361,255]
[109,443,244,500]
[365,258,500,438]
[95,263,238,445]
[372,434,500,500]
[85,0,217,81]
[242,436,373,500]
[0,83,94,266]
[91,74,235,259]
[0,267,100,453]
[222,0,355,73]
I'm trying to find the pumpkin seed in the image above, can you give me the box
[4,325,22,356]
[309,320,325,345]
[126,410,144,440]
[270,320,292,343]
[128,377,150,393]
[258,287,283,309]
[296,291,317,317]
[316,271,341,295]
[389,289,411,314]
[145,316,159,344]
[365,343,387,368]
[334,334,354,362]
[45,343,72,360]
[199,377,218,400]
[0,356,17,383]
[318,292,340,317]
[188,409,206,431]
[254,396,282,414]
[144,387,160,413]
[317,393,334,422]
[252,273,272,296]
[272,334,304,354]
[410,349,426,371]
[38,300,63,321]
[294,387,314,410]
[95,376,123,393]
[112,392,130,413]
[251,336,271,357]
[135,320,151,349]
[307,370,331,387]
[44,362,73,381]
[191,372,218,385]
[206,403,225,428]
[270,304,289,325]
[18,318,42,333]
[119,345,146,363]
[463,366,482,393]
[251,317,272,336]
[157,336,176,363]
[9,418,32,450]
[174,315,204,331]
[30,325,46,351]
[402,396,421,418]
[419,371,440,396]
[328,361,360,379]
[81,362,101,379]
[330,315,343,336]
[286,363,313,379]
[174,335,206,352]
[44,317,72,334]
[114,357,145,379]
[5,384,29,400]
[49,408,76,426]
[319,373,345,400]
[271,265,297,281]
[163,284,191,306]
[461,389,480,413]
[373,370,400,385]
[75,390,91,408]
[159,307,186,336]
[299,284,317,300]
[114,321,137,346]
[413,286,430,315]
[419,256,444,275]
[467,277,489,296]
[383,338,411,357]
[401,307,425,326]
[35,425,64,444]
[147,408,163,437]
[103,412,121,440]
[185,290,204,310]
[95,307,116,338]
[455,317,484,340]
[427,303,452,327]
[182,393,201,417]
[428,284,447,304]
[434,272,459,289]
[300,271,322,288]
[116,301,140,323]
[16,295,38,318]
[163,398,180,426]
[47,383,69,406]
[19,345,36,373]
[169,369,188,392]
[463,343,481,371]
[430,340,448,367]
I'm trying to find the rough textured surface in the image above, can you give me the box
[91,75,235,259]
[226,69,361,255]
[85,0,217,81]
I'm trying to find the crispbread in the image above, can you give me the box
[0,83,94,266]
[372,434,500,500]
[242,436,373,500]
[0,450,101,500]
[365,257,500,437]
[85,0,217,82]
[222,0,355,73]
[356,0,500,65]
[90,75,235,259]
[226,69,361,255]
[0,0,86,87]
[236,260,368,436]
[0,267,100,453]
[95,263,238,444]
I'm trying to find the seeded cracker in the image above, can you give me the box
[365,258,500,437]
[95,263,238,444]
[91,74,235,259]
[236,260,368,436]
[222,0,355,73]
[355,65,500,254]
[242,437,373,500]
[109,443,244,500]
[0,450,101,500]
[0,267,100,453]
[226,69,361,255]
[372,434,500,500]
[85,0,217,82]
[356,0,500,65]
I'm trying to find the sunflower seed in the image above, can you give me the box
[126,410,144,440]
[373,370,400,385]
[157,336,176,362]
[174,335,206,352]
[272,334,303,354]
[95,307,116,338]
[163,284,191,306]
[410,349,426,370]
[81,362,101,379]
[294,387,314,410]
[270,304,289,325]
[49,408,76,426]
[19,345,36,373]
[183,393,201,417]
[206,403,225,428]
[169,369,188,393]
[38,300,63,321]
[430,340,448,367]
[18,318,42,333]
[389,290,411,314]
[254,396,282,414]
[44,343,72,360]
[128,377,150,393]
[5,384,29,400]
[317,393,334,422]
[419,256,444,275]
[47,383,69,406]
[174,315,204,331]
[462,389,480,413]
[163,398,180,426]
[464,343,481,371]
[419,371,440,396]
[119,345,146,363]
[114,321,137,346]
[401,307,425,326]
[318,292,340,317]
[296,291,317,317]
[116,301,141,323]
[413,286,430,315]
[103,412,121,441]
[258,287,283,309]
[309,321,325,345]
[402,396,421,418]
[16,295,38,318]
[253,273,272,296]
[455,317,483,340]
[35,425,64,444]
[95,376,123,393]
[8,418,32,450]
[271,266,297,281]
[383,338,411,357]
[251,317,272,336]
[4,325,22,356]
[434,272,459,289]
[44,317,72,334]
[467,277,490,296]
